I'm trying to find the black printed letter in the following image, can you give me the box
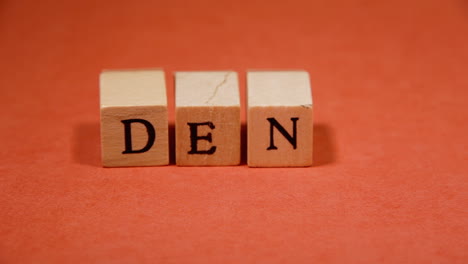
[187,122,217,154]
[121,119,156,154]
[267,117,299,150]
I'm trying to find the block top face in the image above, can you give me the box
[247,71,312,107]
[175,71,240,107]
[100,69,167,108]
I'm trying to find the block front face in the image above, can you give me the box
[176,106,240,166]
[247,70,313,167]
[101,106,168,167]
[248,106,313,167]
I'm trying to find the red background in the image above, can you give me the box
[1,0,467,263]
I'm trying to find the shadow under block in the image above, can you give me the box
[100,69,169,167]
[247,71,313,167]
[175,71,240,166]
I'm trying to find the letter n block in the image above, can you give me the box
[175,71,240,166]
[100,69,169,167]
[247,71,313,167]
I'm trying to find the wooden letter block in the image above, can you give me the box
[247,71,313,167]
[175,71,240,166]
[100,69,168,167]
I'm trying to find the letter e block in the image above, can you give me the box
[247,71,313,167]
[175,71,240,166]
[100,69,169,167]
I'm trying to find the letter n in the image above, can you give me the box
[266,117,299,150]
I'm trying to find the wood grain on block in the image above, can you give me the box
[100,69,168,167]
[175,71,240,166]
[247,71,313,167]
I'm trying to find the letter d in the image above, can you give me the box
[121,119,156,154]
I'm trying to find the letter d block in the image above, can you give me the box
[247,71,313,167]
[175,71,240,166]
[100,69,168,167]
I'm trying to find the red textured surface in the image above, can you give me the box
[1,0,467,263]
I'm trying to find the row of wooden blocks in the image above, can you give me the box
[100,69,313,167]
